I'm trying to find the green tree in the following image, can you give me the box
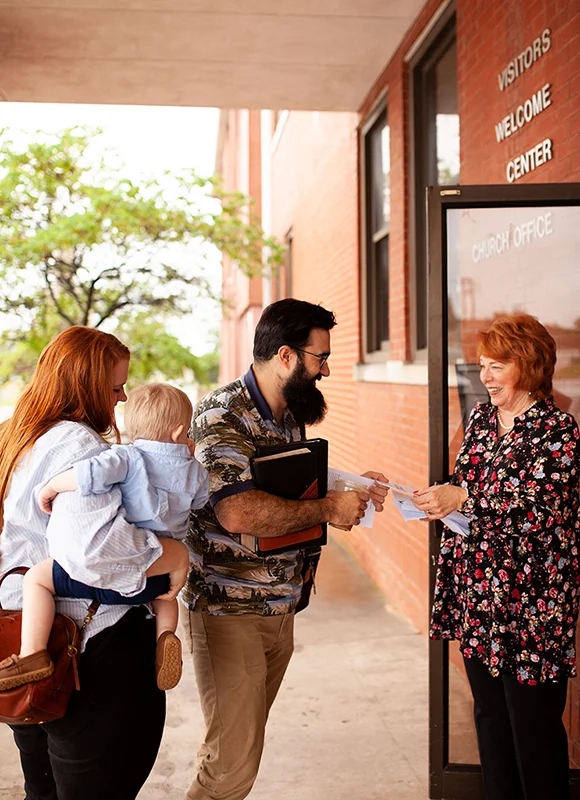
[114,312,219,386]
[0,127,283,382]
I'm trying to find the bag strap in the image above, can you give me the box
[0,565,100,622]
[0,566,30,599]
[81,599,100,630]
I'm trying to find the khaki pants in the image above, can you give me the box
[181,608,295,800]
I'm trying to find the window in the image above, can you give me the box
[362,107,390,354]
[412,13,459,353]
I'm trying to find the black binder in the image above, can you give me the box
[245,438,328,556]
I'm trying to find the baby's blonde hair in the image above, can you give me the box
[124,383,193,442]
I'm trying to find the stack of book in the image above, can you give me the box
[245,438,328,556]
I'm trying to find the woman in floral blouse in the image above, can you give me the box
[414,314,580,800]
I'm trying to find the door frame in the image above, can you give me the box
[427,182,580,799]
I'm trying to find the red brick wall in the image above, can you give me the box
[219,110,264,383]
[270,110,362,481]
[265,0,580,758]
[458,0,580,184]
[270,111,433,633]
[219,0,580,757]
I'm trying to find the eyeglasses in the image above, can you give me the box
[293,347,331,368]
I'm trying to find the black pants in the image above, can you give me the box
[463,655,570,800]
[11,607,166,800]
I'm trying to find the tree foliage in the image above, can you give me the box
[0,127,283,383]
[114,313,219,386]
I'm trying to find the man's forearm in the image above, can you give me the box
[216,489,332,537]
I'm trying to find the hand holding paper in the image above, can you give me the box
[327,468,376,528]
[360,471,389,512]
[387,481,470,538]
[413,483,468,519]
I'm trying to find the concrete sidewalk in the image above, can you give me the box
[0,540,429,800]
[142,538,429,800]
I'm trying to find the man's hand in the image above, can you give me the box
[38,482,58,515]
[325,489,369,529]
[361,471,389,512]
[185,438,196,457]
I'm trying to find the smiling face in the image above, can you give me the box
[479,355,529,412]
[282,328,331,426]
[299,328,331,381]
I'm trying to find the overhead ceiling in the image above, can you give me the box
[0,0,426,111]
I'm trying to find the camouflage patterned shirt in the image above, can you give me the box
[182,367,305,615]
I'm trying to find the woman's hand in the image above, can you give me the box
[146,538,190,601]
[361,471,389,512]
[412,484,468,520]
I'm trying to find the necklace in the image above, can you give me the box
[497,412,513,430]
[497,400,536,433]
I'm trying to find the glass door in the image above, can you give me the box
[427,183,580,799]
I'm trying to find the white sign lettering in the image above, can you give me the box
[512,213,553,247]
[498,29,551,91]
[506,138,553,183]
[495,83,552,142]
[472,231,510,263]
[471,212,554,263]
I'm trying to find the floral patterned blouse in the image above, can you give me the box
[430,397,580,684]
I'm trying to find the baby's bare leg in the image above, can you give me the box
[21,560,57,657]
[151,598,181,691]
[151,598,178,638]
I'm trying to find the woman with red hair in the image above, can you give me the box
[414,314,580,800]
[0,326,189,800]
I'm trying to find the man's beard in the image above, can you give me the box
[282,360,327,426]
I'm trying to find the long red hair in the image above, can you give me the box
[0,326,130,530]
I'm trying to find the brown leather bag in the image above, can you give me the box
[0,567,86,725]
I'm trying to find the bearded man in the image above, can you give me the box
[182,298,388,800]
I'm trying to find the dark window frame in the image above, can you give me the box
[410,10,458,355]
[360,101,390,357]
[427,181,580,800]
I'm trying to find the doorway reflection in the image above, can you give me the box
[445,203,580,765]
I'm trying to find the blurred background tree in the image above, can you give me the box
[0,127,283,384]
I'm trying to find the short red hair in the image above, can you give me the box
[477,314,556,400]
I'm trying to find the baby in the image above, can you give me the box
[0,383,209,692]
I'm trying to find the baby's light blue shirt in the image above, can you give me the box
[75,439,210,538]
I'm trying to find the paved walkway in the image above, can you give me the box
[0,539,430,800]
